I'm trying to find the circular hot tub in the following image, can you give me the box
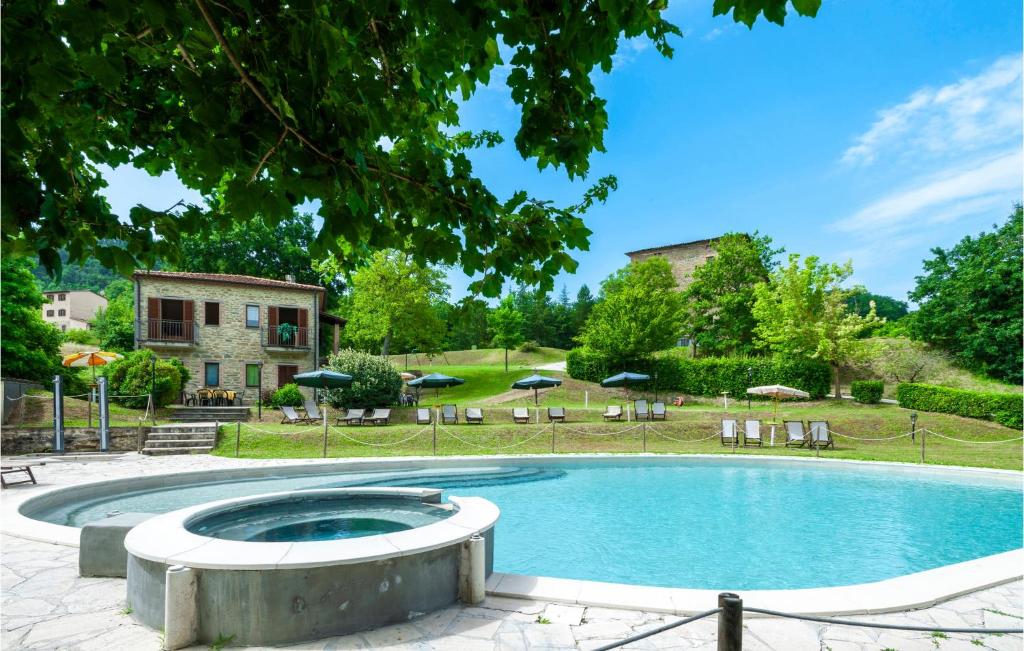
[124,487,499,647]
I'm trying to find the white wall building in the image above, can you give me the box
[41,290,107,332]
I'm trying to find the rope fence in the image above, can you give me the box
[437,424,551,451]
[922,428,1024,445]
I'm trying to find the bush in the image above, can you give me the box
[518,340,540,353]
[270,383,304,408]
[103,349,185,408]
[851,380,884,404]
[64,329,97,345]
[896,383,1022,429]
[324,348,402,407]
[567,347,832,399]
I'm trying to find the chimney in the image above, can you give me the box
[285,274,296,283]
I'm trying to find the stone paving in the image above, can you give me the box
[1,453,1022,650]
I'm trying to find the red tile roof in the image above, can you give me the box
[133,270,324,292]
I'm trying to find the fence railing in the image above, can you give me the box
[263,326,311,349]
[145,319,195,342]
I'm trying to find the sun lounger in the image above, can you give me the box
[603,405,623,421]
[808,420,834,449]
[721,419,739,446]
[340,408,365,426]
[744,420,762,447]
[416,408,432,425]
[548,406,566,423]
[513,407,530,424]
[651,402,667,420]
[783,420,807,447]
[634,399,650,421]
[303,398,323,422]
[366,408,391,426]
[442,404,458,425]
[280,405,314,424]
[465,408,484,424]
[1,460,44,488]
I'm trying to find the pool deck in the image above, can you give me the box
[2,453,1022,650]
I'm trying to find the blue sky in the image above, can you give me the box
[102,0,1023,303]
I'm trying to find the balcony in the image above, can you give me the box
[143,319,196,346]
[262,326,311,351]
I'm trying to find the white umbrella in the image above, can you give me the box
[746,385,809,423]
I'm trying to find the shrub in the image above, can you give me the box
[851,380,884,404]
[567,347,832,399]
[518,340,540,353]
[324,348,402,407]
[896,383,1022,429]
[270,383,304,408]
[103,349,184,408]
[64,329,97,345]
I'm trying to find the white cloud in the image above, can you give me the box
[832,150,1022,235]
[842,54,1022,166]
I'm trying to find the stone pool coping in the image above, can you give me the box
[3,453,1021,615]
[124,488,499,570]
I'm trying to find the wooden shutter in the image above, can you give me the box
[182,300,194,340]
[205,302,220,326]
[277,364,297,388]
[147,297,160,339]
[297,308,308,347]
[268,306,278,328]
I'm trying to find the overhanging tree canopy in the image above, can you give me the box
[3,1,819,293]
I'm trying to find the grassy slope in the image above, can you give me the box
[216,400,1022,470]
[389,347,566,368]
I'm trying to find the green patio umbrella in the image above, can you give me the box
[407,372,465,400]
[293,370,353,457]
[600,372,651,421]
[511,374,562,406]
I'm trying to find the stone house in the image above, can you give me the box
[624,237,722,292]
[41,290,107,331]
[132,271,345,399]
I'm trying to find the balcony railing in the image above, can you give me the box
[263,326,311,349]
[146,319,195,343]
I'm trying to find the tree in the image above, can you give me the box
[847,289,908,322]
[171,213,345,298]
[0,256,65,382]
[344,251,448,357]
[908,206,1023,383]
[489,296,525,372]
[443,298,492,352]
[32,249,121,293]
[4,1,818,292]
[91,279,135,352]
[682,232,781,356]
[752,255,881,398]
[578,257,684,360]
[573,285,597,334]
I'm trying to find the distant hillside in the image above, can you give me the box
[388,347,566,368]
[32,250,128,294]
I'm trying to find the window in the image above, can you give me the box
[46,310,54,317]
[58,309,66,316]
[204,362,220,387]
[277,364,299,388]
[58,293,66,301]
[245,304,259,328]
[245,363,261,387]
[205,302,220,326]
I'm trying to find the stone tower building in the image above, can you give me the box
[624,237,722,291]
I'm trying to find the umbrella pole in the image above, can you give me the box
[322,382,328,458]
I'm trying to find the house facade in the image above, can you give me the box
[41,290,107,331]
[624,237,721,292]
[133,271,328,398]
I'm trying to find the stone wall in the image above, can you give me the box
[137,277,320,397]
[626,239,719,291]
[1,427,142,455]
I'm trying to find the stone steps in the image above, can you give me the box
[141,423,218,455]
[168,406,251,423]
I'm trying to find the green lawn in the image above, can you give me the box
[389,346,566,369]
[216,400,1022,470]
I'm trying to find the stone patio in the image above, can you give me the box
[1,454,1021,650]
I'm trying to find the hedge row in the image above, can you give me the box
[566,348,832,399]
[895,383,1022,429]
[851,380,883,404]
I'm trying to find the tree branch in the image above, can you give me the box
[249,128,288,183]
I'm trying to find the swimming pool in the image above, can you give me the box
[24,458,1022,590]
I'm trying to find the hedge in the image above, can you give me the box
[851,380,883,404]
[566,348,831,399]
[896,383,1022,429]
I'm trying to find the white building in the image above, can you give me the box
[41,290,107,332]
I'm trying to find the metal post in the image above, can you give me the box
[433,409,437,455]
[551,420,556,453]
[257,361,264,421]
[717,592,743,651]
[747,368,753,411]
[150,354,156,413]
[235,422,241,457]
[642,420,647,452]
[98,377,110,452]
[88,387,94,429]
[910,412,917,442]
[920,427,926,464]
[52,374,65,454]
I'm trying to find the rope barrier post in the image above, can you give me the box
[98,377,110,452]
[642,420,646,452]
[920,427,926,464]
[52,374,65,454]
[432,412,437,455]
[235,422,241,458]
[910,412,917,443]
[88,386,94,429]
[551,420,555,453]
[717,593,742,651]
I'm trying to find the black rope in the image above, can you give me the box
[590,608,721,651]
[743,607,1024,634]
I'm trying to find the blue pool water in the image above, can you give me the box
[31,461,1022,589]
